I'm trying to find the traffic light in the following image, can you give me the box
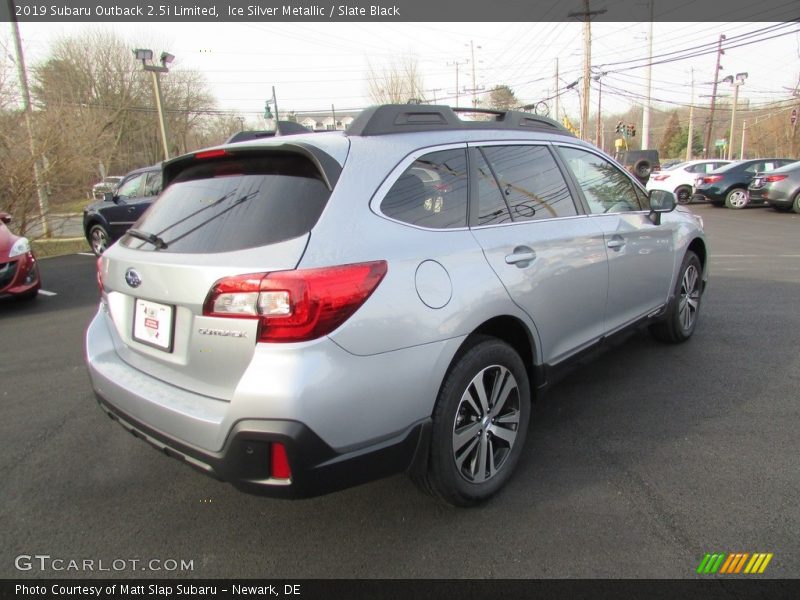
[616,120,623,133]
[264,101,274,119]
[630,124,636,137]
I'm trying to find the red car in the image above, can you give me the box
[0,212,40,301]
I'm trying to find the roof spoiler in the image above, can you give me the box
[224,121,312,144]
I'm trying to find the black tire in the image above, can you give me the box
[414,336,531,507]
[793,191,800,215]
[88,224,109,256]
[724,187,748,209]
[650,251,703,344]
[674,186,692,205]
[634,159,652,179]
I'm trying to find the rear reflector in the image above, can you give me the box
[203,261,388,342]
[270,443,291,480]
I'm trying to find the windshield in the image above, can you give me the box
[121,153,330,254]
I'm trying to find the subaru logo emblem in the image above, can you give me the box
[125,268,142,288]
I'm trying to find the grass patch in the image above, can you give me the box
[32,237,90,258]
[50,197,94,215]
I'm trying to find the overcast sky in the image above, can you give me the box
[12,20,800,129]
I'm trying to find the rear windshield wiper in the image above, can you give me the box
[126,228,168,250]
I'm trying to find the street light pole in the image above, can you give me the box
[726,72,747,160]
[134,49,173,160]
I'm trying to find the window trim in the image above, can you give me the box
[369,143,471,232]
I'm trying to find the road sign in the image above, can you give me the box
[791,108,797,126]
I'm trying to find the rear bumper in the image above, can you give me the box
[95,391,430,498]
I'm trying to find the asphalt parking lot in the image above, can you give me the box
[0,204,797,579]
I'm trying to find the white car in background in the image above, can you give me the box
[647,159,733,204]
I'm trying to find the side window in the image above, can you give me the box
[116,174,144,199]
[380,149,468,229]
[744,163,761,173]
[475,150,512,226]
[762,162,777,172]
[558,147,643,214]
[479,145,577,222]
[686,164,702,173]
[144,171,162,197]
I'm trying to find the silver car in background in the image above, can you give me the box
[86,105,708,506]
[748,160,800,212]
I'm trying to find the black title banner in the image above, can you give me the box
[2,0,799,22]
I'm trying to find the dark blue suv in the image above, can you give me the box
[83,164,162,255]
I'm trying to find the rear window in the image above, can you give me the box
[121,153,330,253]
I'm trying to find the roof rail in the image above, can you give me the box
[345,104,571,137]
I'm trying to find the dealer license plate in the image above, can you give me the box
[132,298,174,352]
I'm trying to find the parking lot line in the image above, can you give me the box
[38,290,57,296]
[77,252,95,257]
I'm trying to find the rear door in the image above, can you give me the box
[99,149,340,400]
[103,171,146,238]
[468,143,609,364]
[555,145,675,334]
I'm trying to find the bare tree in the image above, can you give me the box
[367,55,424,104]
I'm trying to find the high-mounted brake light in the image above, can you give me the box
[763,174,788,183]
[203,261,388,343]
[194,149,229,160]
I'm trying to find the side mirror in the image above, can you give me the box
[648,190,676,225]
[103,191,119,204]
[0,212,11,224]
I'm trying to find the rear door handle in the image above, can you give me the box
[607,235,625,251]
[505,246,536,267]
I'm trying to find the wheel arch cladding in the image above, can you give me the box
[687,238,707,272]
[448,316,537,396]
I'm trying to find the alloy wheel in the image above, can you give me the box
[678,264,701,333]
[91,227,108,255]
[727,189,748,209]
[452,365,520,483]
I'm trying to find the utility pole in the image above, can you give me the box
[686,68,695,161]
[568,0,606,140]
[9,0,50,237]
[594,72,606,149]
[469,40,480,108]
[703,34,726,159]
[447,59,468,107]
[641,0,654,149]
[554,58,560,121]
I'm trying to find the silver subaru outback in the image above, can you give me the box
[86,105,708,506]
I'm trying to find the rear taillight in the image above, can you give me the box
[203,261,388,343]
[652,174,671,181]
[700,175,723,185]
[764,174,788,183]
[96,256,105,295]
